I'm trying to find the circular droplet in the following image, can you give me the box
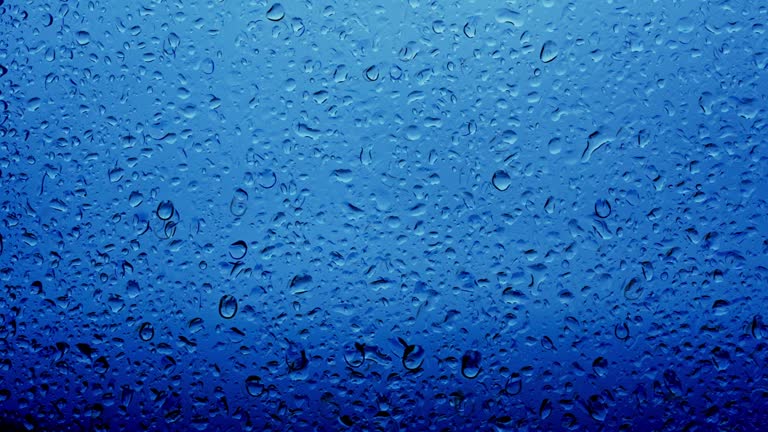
[592,357,608,377]
[594,199,611,218]
[245,375,264,397]
[364,65,379,82]
[266,3,285,21]
[404,125,421,141]
[218,295,238,319]
[228,240,248,260]
[156,200,175,220]
[75,31,91,46]
[461,350,482,379]
[492,170,512,192]
[139,322,155,341]
[540,41,559,63]
[258,169,277,188]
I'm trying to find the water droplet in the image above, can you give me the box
[93,356,110,374]
[343,342,366,368]
[495,8,524,26]
[540,41,559,63]
[460,350,482,379]
[622,277,643,300]
[398,338,425,371]
[76,31,91,46]
[230,188,248,217]
[594,199,611,218]
[218,295,238,319]
[156,201,175,220]
[266,3,285,21]
[614,322,630,341]
[504,373,522,395]
[405,125,421,141]
[245,376,264,397]
[592,357,608,377]
[541,335,556,351]
[228,240,248,260]
[463,21,476,38]
[492,170,512,191]
[389,65,403,80]
[364,65,379,82]
[539,398,552,419]
[139,322,155,341]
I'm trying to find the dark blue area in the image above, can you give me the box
[1,1,768,431]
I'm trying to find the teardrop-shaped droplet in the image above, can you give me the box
[364,65,379,82]
[594,198,611,218]
[156,200,175,220]
[504,373,522,395]
[540,40,559,63]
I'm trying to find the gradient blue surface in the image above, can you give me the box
[2,0,768,431]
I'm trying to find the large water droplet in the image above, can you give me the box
[592,357,608,377]
[492,170,512,191]
[594,198,611,218]
[230,188,248,217]
[343,342,366,368]
[228,240,248,260]
[266,3,285,21]
[540,41,559,63]
[139,322,155,342]
[156,200,175,220]
[218,295,238,319]
[76,31,91,46]
[245,376,264,397]
[461,350,482,379]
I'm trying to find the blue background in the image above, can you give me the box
[2,0,768,430]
